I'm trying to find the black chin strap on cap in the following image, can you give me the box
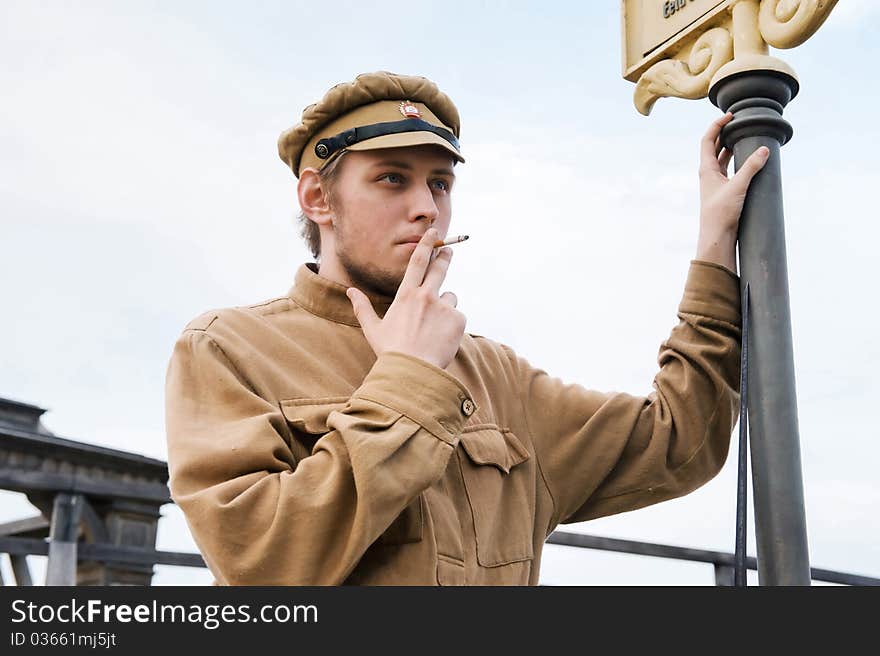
[314,119,460,160]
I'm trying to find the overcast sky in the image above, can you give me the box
[2,1,877,585]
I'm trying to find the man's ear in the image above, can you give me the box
[297,168,333,226]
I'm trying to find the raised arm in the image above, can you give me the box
[504,260,742,528]
[506,114,767,529]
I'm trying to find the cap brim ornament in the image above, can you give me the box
[278,71,464,178]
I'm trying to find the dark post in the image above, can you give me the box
[709,70,811,585]
[77,499,162,585]
[45,492,84,586]
[10,555,34,586]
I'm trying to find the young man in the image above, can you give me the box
[165,71,768,585]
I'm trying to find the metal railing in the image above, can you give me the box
[546,530,880,586]
[4,528,877,586]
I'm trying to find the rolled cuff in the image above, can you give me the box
[352,351,476,445]
[679,260,741,326]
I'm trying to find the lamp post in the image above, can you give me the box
[621,0,839,585]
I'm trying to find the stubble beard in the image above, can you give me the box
[334,213,404,300]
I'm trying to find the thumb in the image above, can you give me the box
[346,287,379,331]
[731,146,770,194]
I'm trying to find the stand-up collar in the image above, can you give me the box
[288,263,395,327]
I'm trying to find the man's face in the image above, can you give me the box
[324,144,456,298]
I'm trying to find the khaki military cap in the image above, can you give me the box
[278,71,464,178]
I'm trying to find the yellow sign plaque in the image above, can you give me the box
[621,0,839,115]
[622,0,732,82]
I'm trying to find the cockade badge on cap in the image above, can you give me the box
[399,100,421,119]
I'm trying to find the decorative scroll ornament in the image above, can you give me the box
[634,27,733,116]
[758,0,839,49]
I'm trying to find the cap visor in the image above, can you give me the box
[345,131,464,163]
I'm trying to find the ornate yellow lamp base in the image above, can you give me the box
[631,0,837,116]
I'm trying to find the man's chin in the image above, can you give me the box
[342,261,404,299]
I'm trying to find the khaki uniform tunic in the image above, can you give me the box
[165,260,741,585]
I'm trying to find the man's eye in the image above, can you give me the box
[380,173,404,184]
[431,179,450,192]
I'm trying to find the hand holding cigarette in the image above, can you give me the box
[345,228,466,370]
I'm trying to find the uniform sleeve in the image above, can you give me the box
[165,332,472,585]
[504,260,742,528]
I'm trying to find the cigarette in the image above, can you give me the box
[433,235,469,248]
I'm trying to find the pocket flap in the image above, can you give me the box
[458,427,530,474]
[279,397,350,435]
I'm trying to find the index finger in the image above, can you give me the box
[400,228,439,290]
[701,112,733,166]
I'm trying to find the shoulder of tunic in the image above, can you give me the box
[181,296,293,333]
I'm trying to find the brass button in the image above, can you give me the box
[461,398,475,417]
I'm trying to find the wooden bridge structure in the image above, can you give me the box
[0,397,202,585]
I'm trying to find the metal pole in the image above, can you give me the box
[710,70,811,585]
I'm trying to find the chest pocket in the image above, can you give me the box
[458,425,535,567]
[279,397,423,547]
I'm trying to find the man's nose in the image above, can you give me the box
[409,184,440,223]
